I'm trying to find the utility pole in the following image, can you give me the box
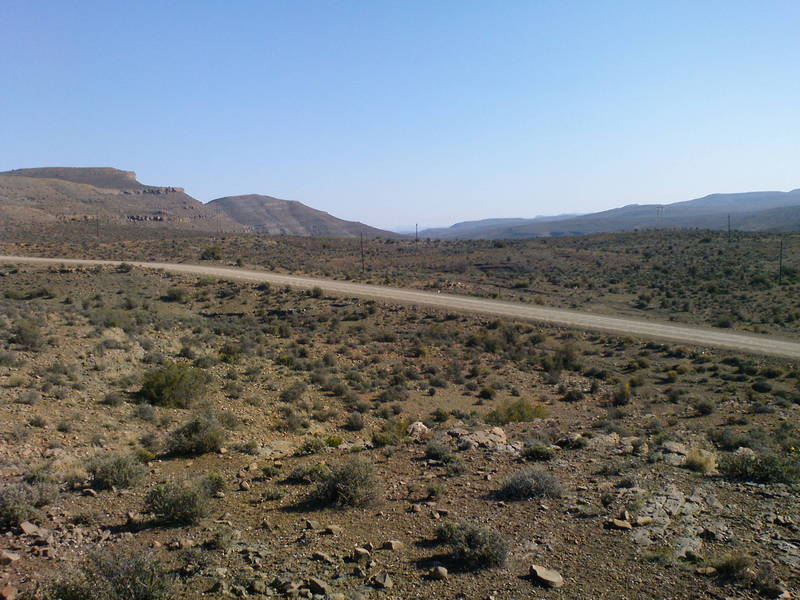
[96,212,100,239]
[415,223,418,244]
[360,230,365,273]
[727,214,731,242]
[779,237,784,285]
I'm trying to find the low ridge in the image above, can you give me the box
[208,194,402,238]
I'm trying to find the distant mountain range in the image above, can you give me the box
[421,189,800,239]
[3,167,799,240]
[0,167,399,238]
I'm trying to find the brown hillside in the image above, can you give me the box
[0,167,244,233]
[209,194,403,238]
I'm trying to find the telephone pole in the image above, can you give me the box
[360,230,365,273]
[415,223,418,244]
[779,237,784,285]
[727,214,731,242]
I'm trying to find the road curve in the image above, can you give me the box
[1,255,798,360]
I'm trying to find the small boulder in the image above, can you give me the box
[0,550,20,565]
[662,441,688,455]
[606,519,633,530]
[382,539,404,551]
[19,521,39,536]
[529,565,564,588]
[371,573,393,589]
[430,566,448,580]
[353,547,371,562]
[407,421,430,439]
[305,577,331,596]
[312,551,335,564]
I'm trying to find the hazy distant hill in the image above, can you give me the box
[422,214,581,239]
[421,189,800,239]
[208,194,403,238]
[0,167,244,232]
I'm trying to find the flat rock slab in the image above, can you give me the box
[530,564,564,588]
[662,441,688,455]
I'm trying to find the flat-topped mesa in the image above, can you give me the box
[0,166,248,233]
[0,167,144,190]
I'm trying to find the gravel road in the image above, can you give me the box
[2,255,798,359]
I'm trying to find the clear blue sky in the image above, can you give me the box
[2,1,799,229]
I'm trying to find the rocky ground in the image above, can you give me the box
[0,264,798,599]
[3,228,799,337]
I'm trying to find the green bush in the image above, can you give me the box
[521,441,555,461]
[694,399,716,416]
[286,463,331,484]
[280,381,306,403]
[101,391,125,407]
[344,411,365,431]
[0,351,19,367]
[478,387,496,400]
[163,287,188,303]
[485,398,549,425]
[371,417,408,447]
[299,436,326,455]
[720,451,799,483]
[200,246,222,260]
[612,381,632,406]
[88,453,147,490]
[496,467,563,500]
[45,548,173,600]
[139,361,209,408]
[308,457,382,508]
[0,482,57,529]
[751,380,772,393]
[713,553,754,582]
[167,415,227,456]
[196,472,226,496]
[145,482,207,525]
[435,521,508,569]
[11,320,44,351]
[425,439,454,462]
